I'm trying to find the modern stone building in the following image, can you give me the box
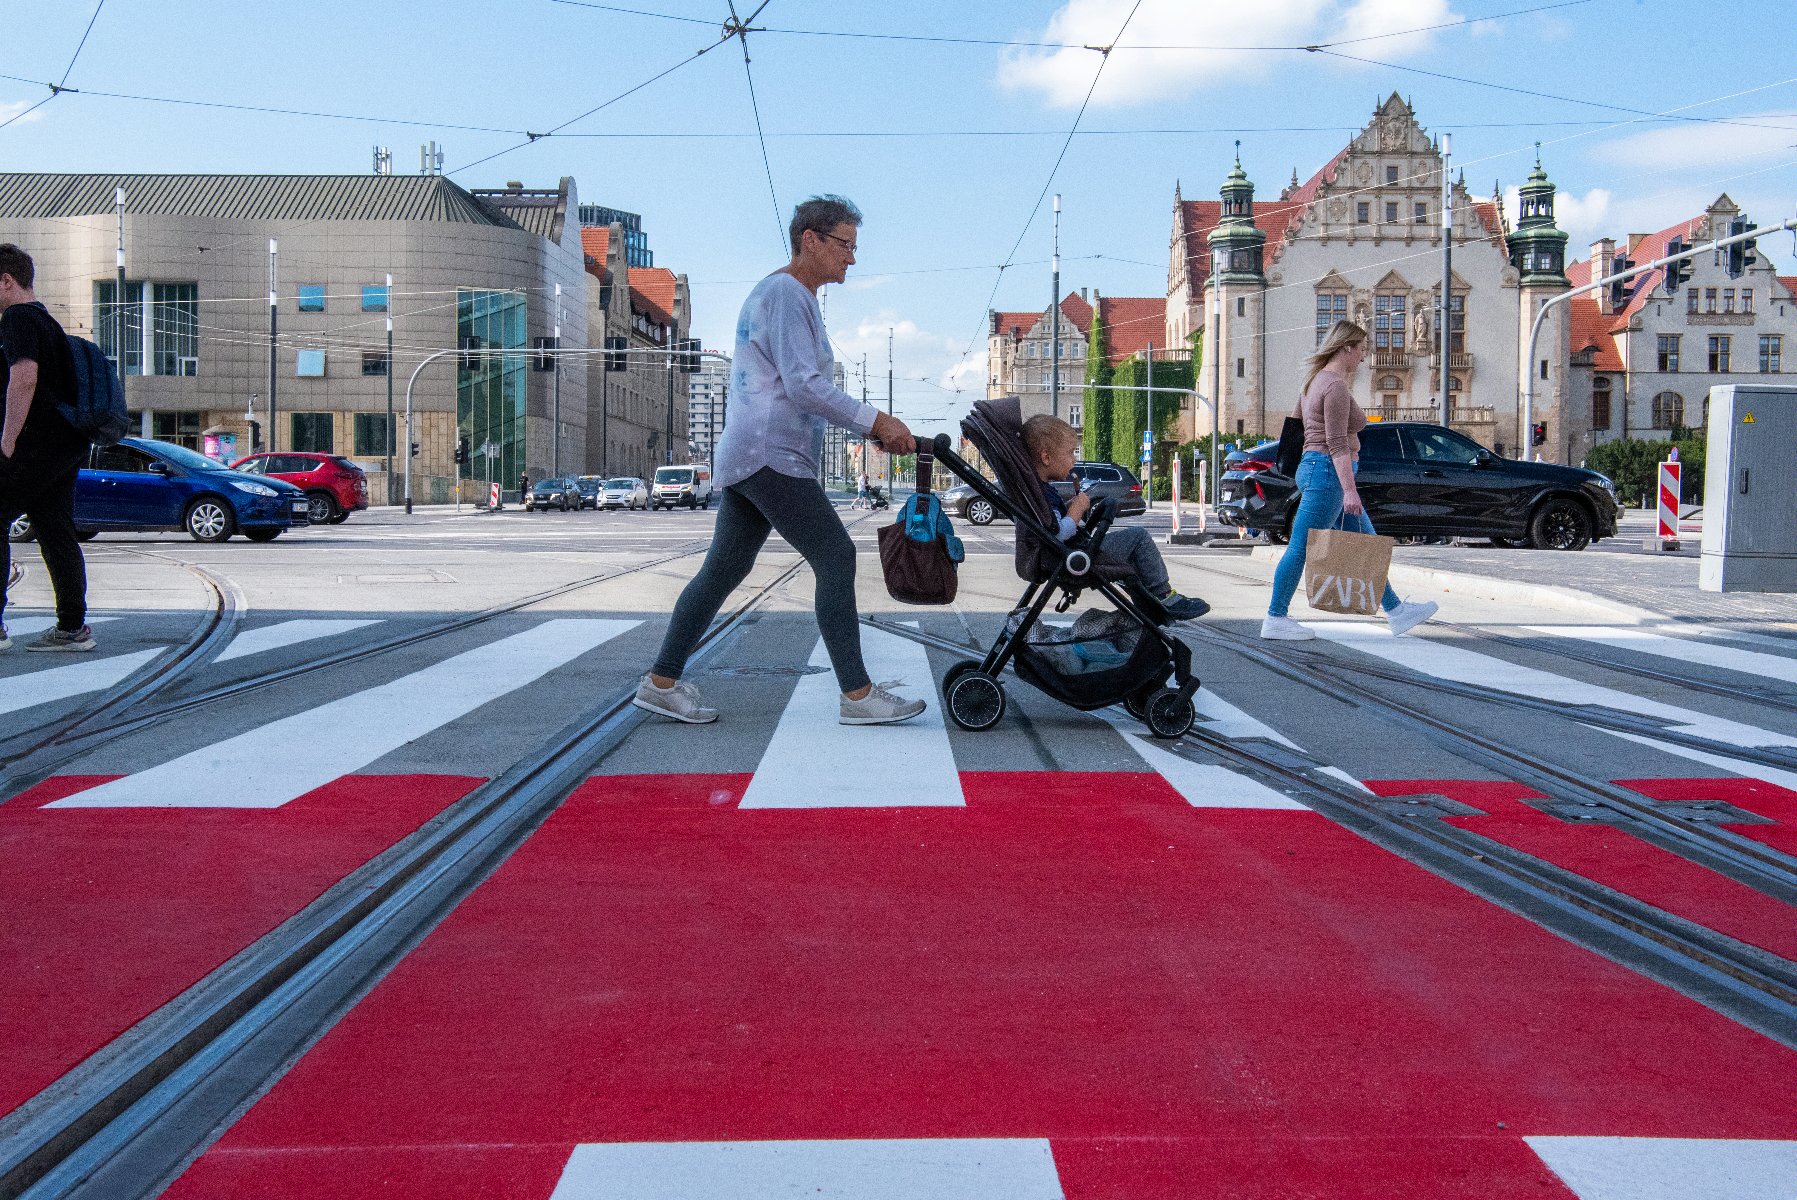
[687,352,730,466]
[580,224,693,480]
[1167,95,1534,456]
[1566,196,1796,462]
[0,171,590,503]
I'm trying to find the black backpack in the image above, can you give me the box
[59,335,130,445]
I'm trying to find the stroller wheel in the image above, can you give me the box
[946,670,1006,732]
[1144,688,1196,739]
[1123,682,1159,720]
[943,659,982,691]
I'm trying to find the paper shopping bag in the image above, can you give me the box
[1302,527,1394,615]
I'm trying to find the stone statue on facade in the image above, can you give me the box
[1412,307,1429,349]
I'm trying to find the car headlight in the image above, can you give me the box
[1593,474,1618,497]
[230,480,278,497]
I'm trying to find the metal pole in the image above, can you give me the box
[1439,132,1453,424]
[1144,341,1153,510]
[267,239,278,452]
[886,327,894,486]
[384,273,395,504]
[1051,193,1061,419]
[600,356,609,476]
[403,349,458,516]
[663,349,674,466]
[1209,291,1220,518]
[552,282,562,477]
[114,187,127,417]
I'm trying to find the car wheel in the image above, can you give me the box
[701,497,710,510]
[305,492,337,524]
[7,514,33,543]
[967,498,995,526]
[1529,499,1592,552]
[185,498,235,543]
[244,527,282,542]
[327,511,350,525]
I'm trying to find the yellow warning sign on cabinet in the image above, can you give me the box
[1743,412,1756,423]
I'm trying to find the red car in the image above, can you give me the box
[231,452,369,524]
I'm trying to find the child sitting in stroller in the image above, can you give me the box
[1023,415,1208,621]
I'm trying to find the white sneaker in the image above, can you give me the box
[1260,615,1315,641]
[632,674,719,724]
[1385,599,1438,637]
[840,680,926,726]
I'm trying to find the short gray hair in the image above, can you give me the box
[789,195,862,253]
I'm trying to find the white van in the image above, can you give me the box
[651,463,713,510]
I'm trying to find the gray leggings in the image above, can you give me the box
[651,467,869,692]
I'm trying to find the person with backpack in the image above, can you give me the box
[0,243,96,652]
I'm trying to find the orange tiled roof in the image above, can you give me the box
[1778,275,1797,302]
[628,266,678,320]
[1097,296,1168,366]
[993,293,1094,341]
[1573,214,1705,332]
[580,226,611,263]
[1568,295,1623,371]
[992,310,1038,339]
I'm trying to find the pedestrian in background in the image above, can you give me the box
[1261,319,1436,641]
[635,195,927,727]
[0,243,95,651]
[854,470,869,509]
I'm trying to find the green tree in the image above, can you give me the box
[1081,313,1113,462]
[1584,435,1705,507]
[1107,354,1193,470]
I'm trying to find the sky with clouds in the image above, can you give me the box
[2,0,1793,436]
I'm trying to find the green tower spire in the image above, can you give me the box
[1505,144,1569,284]
[1207,141,1267,284]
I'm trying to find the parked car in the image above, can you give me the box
[600,476,648,510]
[1214,422,1622,550]
[7,437,308,544]
[231,451,368,524]
[523,477,581,511]
[651,464,713,510]
[941,459,1146,526]
[573,476,606,509]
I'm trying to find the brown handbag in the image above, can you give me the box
[876,449,963,605]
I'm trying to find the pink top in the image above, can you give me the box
[1299,372,1367,459]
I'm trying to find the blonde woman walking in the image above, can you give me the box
[1262,320,1438,641]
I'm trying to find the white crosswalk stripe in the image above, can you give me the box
[48,619,638,809]
[550,1138,1065,1200]
[0,649,162,718]
[741,626,961,808]
[1526,1136,1797,1200]
[1099,688,1316,809]
[1525,624,1797,687]
[215,618,382,663]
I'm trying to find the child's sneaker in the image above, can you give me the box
[1160,591,1210,621]
[27,624,96,652]
[840,681,926,726]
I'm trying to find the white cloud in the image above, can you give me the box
[0,99,45,126]
[1506,184,1613,247]
[1594,111,1797,173]
[998,0,1458,108]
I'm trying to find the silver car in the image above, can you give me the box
[600,477,648,510]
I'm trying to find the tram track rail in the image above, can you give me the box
[864,616,1797,1050]
[0,556,807,1200]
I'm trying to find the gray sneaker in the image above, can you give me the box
[27,624,96,652]
[0,624,10,651]
[840,680,926,726]
[631,674,718,724]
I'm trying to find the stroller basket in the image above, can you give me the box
[1008,608,1172,711]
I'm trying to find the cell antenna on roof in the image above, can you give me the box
[372,146,392,176]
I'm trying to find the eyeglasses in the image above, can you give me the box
[813,230,858,253]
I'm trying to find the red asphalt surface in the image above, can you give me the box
[0,774,475,1117]
[167,771,1796,1199]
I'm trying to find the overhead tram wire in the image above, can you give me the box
[962,0,1146,366]
[723,0,786,253]
[0,0,105,130]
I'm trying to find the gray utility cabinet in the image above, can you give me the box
[1700,384,1797,593]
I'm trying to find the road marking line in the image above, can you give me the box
[1525,624,1797,686]
[549,1138,1065,1200]
[0,649,162,718]
[1315,624,1797,750]
[214,618,381,663]
[1526,1136,1797,1200]
[1604,728,1797,794]
[1100,688,1318,809]
[48,619,637,809]
[741,626,961,808]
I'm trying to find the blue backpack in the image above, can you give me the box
[59,335,130,445]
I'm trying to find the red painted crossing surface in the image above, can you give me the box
[1369,778,1797,962]
[168,771,1794,1198]
[1621,775,1797,858]
[0,774,476,1117]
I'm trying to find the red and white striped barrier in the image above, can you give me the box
[489,482,502,510]
[1657,460,1680,546]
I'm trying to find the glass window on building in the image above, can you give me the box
[1356,202,1370,224]
[1384,201,1398,223]
[1687,289,1699,314]
[296,349,326,377]
[1722,288,1735,313]
[1743,289,1754,313]
[1651,391,1684,429]
[1414,201,1428,224]
[151,411,201,450]
[1760,335,1782,374]
[1374,293,1406,353]
[95,280,199,376]
[297,285,326,313]
[290,412,333,452]
[1704,288,1717,312]
[1592,377,1612,430]
[362,351,389,377]
[1657,335,1679,372]
[1709,335,1731,373]
[1445,294,1465,354]
[361,285,389,313]
[1386,165,1399,184]
[353,413,392,456]
[457,289,528,489]
[1315,292,1347,345]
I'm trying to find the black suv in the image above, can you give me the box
[1215,423,1621,550]
[942,460,1146,525]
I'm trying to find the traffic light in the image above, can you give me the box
[1662,236,1692,294]
[677,338,701,373]
[1726,219,1759,277]
[410,441,421,458]
[1607,253,1634,309]
[1531,421,1547,448]
[453,436,470,465]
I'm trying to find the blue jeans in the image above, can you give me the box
[1268,451,1400,618]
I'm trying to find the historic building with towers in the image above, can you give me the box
[1167,94,1562,459]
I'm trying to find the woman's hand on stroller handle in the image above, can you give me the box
[868,411,916,456]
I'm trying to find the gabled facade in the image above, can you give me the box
[582,225,692,478]
[988,290,1167,430]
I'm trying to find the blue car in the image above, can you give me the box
[7,437,310,544]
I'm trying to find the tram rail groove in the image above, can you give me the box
[864,617,1797,1048]
[0,559,806,1200]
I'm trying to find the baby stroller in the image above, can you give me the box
[928,397,1202,739]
